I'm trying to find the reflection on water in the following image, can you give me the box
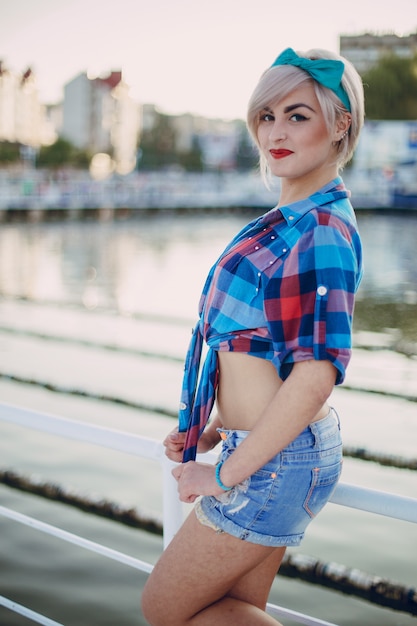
[1,210,417,626]
[0,211,416,338]
[354,213,417,340]
[357,213,417,301]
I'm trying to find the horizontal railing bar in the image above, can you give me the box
[0,506,337,626]
[0,505,154,574]
[2,401,417,625]
[0,594,64,626]
[266,602,338,626]
[0,402,164,460]
[1,402,417,525]
[330,482,417,523]
[3,466,415,617]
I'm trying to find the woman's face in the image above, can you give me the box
[257,83,341,193]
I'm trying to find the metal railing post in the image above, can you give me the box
[161,455,184,548]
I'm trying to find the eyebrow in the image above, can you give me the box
[283,102,316,113]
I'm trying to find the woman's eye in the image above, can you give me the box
[260,112,274,122]
[289,113,308,122]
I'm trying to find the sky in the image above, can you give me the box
[0,0,416,120]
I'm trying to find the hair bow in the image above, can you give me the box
[271,48,351,112]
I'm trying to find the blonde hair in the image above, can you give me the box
[247,48,365,182]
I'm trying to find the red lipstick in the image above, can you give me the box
[270,149,293,159]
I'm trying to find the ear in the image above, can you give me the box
[334,114,352,142]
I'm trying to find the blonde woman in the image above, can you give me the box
[142,47,365,626]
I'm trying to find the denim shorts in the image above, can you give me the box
[195,409,343,547]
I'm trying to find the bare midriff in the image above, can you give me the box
[216,352,329,431]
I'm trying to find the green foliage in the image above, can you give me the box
[235,121,258,171]
[362,54,417,119]
[139,113,178,170]
[37,137,92,168]
[139,113,204,171]
[177,140,203,172]
[139,112,259,172]
[0,141,21,163]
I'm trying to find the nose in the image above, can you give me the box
[268,119,287,142]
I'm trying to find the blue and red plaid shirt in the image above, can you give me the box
[179,178,363,461]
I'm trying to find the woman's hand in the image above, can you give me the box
[172,461,223,503]
[163,428,186,463]
[163,425,221,462]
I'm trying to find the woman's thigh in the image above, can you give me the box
[141,509,285,624]
[227,546,286,609]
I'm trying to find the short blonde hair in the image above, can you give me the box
[247,48,365,181]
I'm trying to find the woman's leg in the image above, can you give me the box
[141,509,286,626]
[227,547,286,610]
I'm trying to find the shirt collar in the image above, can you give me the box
[260,177,350,227]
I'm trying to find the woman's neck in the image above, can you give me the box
[277,166,339,208]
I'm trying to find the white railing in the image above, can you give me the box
[1,401,417,626]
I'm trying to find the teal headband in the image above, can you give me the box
[270,48,351,112]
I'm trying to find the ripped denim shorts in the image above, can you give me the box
[195,409,343,547]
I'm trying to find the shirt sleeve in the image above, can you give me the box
[264,220,362,385]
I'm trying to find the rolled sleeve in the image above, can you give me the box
[265,223,361,385]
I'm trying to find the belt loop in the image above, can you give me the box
[331,406,341,430]
[308,421,320,448]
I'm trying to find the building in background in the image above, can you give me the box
[62,70,140,175]
[1,29,417,177]
[141,104,243,171]
[340,30,417,74]
[0,62,16,143]
[42,103,62,146]
[0,62,43,147]
[171,112,241,170]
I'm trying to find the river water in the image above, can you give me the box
[0,210,417,626]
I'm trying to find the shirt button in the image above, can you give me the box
[289,215,294,221]
[317,286,328,296]
[271,236,275,240]
[255,246,259,250]
[282,248,287,253]
[179,402,187,410]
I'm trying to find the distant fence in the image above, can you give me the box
[1,169,417,216]
[0,171,278,217]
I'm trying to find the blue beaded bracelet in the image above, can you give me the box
[215,462,233,491]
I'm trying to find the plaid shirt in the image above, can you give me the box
[179,178,363,461]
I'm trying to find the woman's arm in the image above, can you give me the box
[219,359,336,486]
[173,359,336,502]
[165,413,223,463]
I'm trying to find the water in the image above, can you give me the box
[0,211,417,626]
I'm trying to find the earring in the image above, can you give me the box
[340,130,349,140]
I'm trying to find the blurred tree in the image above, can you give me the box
[37,137,91,168]
[235,121,259,171]
[177,138,203,172]
[362,54,417,119]
[0,141,21,164]
[139,113,178,170]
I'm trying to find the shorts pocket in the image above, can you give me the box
[303,460,342,518]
